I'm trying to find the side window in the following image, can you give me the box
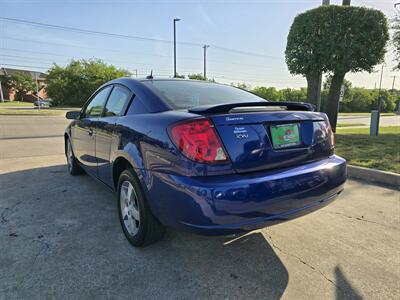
[84,86,112,118]
[103,86,132,117]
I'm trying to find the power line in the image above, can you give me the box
[0,61,296,83]
[0,59,305,84]
[0,52,181,69]
[0,16,282,60]
[0,63,49,70]
[0,16,199,46]
[210,45,282,60]
[0,54,300,81]
[0,40,287,71]
[0,54,64,63]
[0,47,67,57]
[211,76,305,85]
[2,37,174,59]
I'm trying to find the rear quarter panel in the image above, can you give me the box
[110,111,236,219]
[111,111,236,178]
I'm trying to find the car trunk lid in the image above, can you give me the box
[189,102,333,174]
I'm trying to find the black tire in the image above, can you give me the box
[117,169,165,247]
[66,138,85,176]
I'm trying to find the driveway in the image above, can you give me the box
[0,115,399,299]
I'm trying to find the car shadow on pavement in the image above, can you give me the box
[335,266,363,300]
[1,164,288,299]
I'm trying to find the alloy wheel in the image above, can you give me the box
[67,140,73,171]
[120,180,141,236]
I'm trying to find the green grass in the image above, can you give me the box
[335,126,400,173]
[337,123,366,128]
[0,101,33,107]
[0,108,65,116]
[338,112,396,116]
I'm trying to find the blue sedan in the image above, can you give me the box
[65,78,346,246]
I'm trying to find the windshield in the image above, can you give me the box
[142,80,266,109]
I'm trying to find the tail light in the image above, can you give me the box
[169,118,229,163]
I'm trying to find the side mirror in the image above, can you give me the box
[66,111,81,120]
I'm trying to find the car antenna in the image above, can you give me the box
[146,70,153,79]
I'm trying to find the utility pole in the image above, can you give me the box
[0,80,4,103]
[203,45,210,80]
[173,18,181,78]
[316,0,330,111]
[391,75,396,90]
[377,65,384,113]
[36,72,40,110]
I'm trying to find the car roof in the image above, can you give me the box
[138,78,204,83]
[111,77,213,84]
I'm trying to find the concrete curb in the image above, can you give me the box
[347,165,400,189]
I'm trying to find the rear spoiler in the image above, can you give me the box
[188,101,315,114]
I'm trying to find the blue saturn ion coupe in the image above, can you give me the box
[65,78,346,246]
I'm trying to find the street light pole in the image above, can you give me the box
[173,18,181,78]
[203,45,210,80]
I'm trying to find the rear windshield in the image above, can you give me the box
[142,80,266,109]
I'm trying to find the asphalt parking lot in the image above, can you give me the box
[0,115,399,299]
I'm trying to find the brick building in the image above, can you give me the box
[0,67,47,102]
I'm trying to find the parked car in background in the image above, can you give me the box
[34,99,51,108]
[65,78,347,247]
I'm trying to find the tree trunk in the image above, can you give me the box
[306,73,320,107]
[325,72,346,132]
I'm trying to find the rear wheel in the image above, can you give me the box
[66,138,84,175]
[117,169,165,247]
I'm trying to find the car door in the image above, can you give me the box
[71,85,112,175]
[96,85,133,186]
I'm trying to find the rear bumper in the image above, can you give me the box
[144,155,346,235]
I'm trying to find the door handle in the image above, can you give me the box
[88,128,93,136]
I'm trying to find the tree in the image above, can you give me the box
[286,5,389,131]
[371,90,396,113]
[7,72,36,101]
[174,73,185,79]
[323,75,352,91]
[231,82,251,91]
[281,88,307,102]
[252,86,281,101]
[46,59,131,107]
[188,73,205,80]
[339,88,374,112]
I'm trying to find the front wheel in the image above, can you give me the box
[117,169,165,247]
[66,138,84,175]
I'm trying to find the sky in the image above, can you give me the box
[0,0,398,89]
